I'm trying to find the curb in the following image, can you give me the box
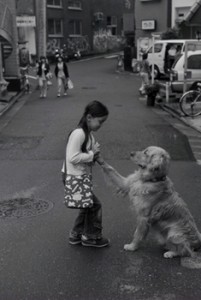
[0,91,24,117]
[158,103,201,134]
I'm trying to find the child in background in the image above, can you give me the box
[139,53,151,95]
[37,56,50,98]
[62,100,110,248]
[54,55,69,97]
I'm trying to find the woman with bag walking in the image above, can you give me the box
[54,55,69,97]
[37,56,50,98]
[61,100,110,248]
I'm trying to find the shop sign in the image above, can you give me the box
[16,16,36,27]
[142,20,155,30]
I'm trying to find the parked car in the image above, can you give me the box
[146,39,201,79]
[170,50,201,93]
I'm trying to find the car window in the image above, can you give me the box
[187,54,201,69]
[148,43,163,53]
[183,43,201,51]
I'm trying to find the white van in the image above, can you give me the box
[146,39,201,78]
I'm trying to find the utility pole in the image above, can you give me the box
[35,0,47,58]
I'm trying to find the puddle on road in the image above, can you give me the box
[147,124,195,161]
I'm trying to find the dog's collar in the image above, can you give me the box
[149,176,167,183]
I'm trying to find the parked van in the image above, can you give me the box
[146,39,201,78]
[170,50,201,93]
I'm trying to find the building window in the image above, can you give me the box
[68,0,82,10]
[48,19,63,36]
[107,16,117,35]
[69,20,82,35]
[47,0,62,7]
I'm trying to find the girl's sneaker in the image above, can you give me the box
[69,234,82,245]
[81,235,110,248]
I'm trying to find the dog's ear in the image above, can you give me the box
[150,154,170,174]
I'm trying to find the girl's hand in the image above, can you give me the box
[95,153,105,166]
[93,142,100,155]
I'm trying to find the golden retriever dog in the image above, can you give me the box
[97,146,201,258]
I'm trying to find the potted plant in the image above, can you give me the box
[145,82,160,106]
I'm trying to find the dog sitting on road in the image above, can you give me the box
[97,146,201,258]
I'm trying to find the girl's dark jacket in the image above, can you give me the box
[54,62,69,78]
[37,62,50,77]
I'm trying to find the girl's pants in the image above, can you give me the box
[39,78,47,97]
[139,72,149,94]
[57,77,67,95]
[71,193,102,240]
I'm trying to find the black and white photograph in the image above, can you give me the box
[1,0,201,299]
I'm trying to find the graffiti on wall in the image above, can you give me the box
[46,36,90,56]
[66,36,90,54]
[93,30,126,53]
[46,38,61,56]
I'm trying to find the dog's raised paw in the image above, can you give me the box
[124,243,136,251]
[163,251,177,258]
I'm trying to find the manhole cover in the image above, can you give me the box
[0,197,53,219]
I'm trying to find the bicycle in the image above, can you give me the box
[179,82,201,117]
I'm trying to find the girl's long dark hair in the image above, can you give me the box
[77,100,109,152]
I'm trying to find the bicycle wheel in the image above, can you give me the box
[179,90,201,117]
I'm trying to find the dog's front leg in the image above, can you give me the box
[124,217,149,251]
[97,158,128,194]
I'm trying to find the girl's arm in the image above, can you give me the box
[67,129,94,164]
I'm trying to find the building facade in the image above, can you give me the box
[46,0,131,57]
[171,0,197,28]
[0,0,19,92]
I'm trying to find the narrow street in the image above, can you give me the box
[0,57,201,300]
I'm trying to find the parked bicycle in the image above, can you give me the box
[179,82,201,117]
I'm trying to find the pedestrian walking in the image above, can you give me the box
[139,53,151,95]
[37,56,50,98]
[62,100,110,248]
[54,55,69,97]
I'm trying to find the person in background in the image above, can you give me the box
[54,55,69,97]
[37,56,50,98]
[139,53,151,95]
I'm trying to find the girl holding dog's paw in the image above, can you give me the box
[62,100,109,248]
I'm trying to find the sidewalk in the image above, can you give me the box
[158,98,201,134]
[0,65,40,117]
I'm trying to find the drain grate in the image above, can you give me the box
[0,197,53,219]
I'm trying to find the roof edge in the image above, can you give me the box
[184,0,201,22]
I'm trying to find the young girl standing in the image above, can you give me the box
[62,100,109,248]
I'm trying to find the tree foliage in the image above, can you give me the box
[161,28,179,40]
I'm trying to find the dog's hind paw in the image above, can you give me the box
[163,251,177,258]
[124,243,137,251]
